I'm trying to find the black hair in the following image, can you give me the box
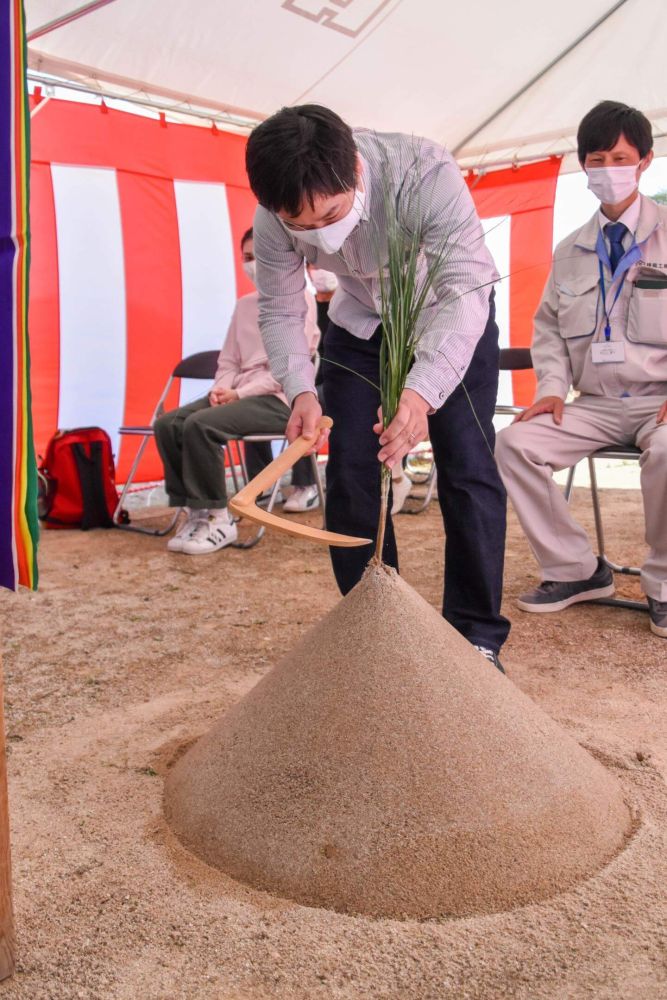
[240,226,253,249]
[245,104,357,216]
[577,101,653,163]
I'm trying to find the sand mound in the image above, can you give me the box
[164,565,631,918]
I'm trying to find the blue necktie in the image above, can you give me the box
[605,222,628,275]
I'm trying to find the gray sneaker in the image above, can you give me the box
[517,558,614,613]
[648,598,667,638]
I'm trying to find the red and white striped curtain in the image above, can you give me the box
[30,98,257,482]
[29,97,560,484]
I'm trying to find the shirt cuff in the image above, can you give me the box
[283,373,318,408]
[405,363,461,411]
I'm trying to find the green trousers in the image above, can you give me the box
[154,394,304,509]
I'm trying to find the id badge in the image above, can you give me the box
[591,341,625,364]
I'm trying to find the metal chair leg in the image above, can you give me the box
[563,464,576,502]
[239,442,250,486]
[585,455,646,612]
[231,473,285,550]
[115,507,181,537]
[403,465,437,514]
[113,434,181,537]
[589,456,641,576]
[311,453,327,528]
[113,434,149,523]
[227,443,242,496]
[588,455,606,559]
[423,468,438,506]
[230,438,288,549]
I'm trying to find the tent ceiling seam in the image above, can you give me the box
[452,0,631,156]
[288,0,405,106]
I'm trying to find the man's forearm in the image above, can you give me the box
[258,310,316,405]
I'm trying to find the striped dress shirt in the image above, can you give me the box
[253,128,499,410]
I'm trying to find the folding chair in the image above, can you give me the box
[114,350,220,535]
[496,347,533,416]
[499,347,646,613]
[116,345,328,546]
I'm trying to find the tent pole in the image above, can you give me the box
[0,657,14,981]
[26,72,259,132]
[27,1,120,43]
[452,0,630,157]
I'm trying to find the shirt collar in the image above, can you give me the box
[576,194,660,251]
[598,194,641,236]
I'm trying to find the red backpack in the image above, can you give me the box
[38,427,120,530]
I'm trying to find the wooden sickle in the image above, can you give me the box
[229,417,372,547]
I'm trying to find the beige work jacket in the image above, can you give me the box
[532,195,667,401]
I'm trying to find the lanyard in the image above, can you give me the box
[597,259,625,341]
[594,228,642,341]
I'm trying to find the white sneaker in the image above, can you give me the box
[166,509,205,552]
[391,473,412,515]
[181,511,238,554]
[257,488,284,509]
[283,485,320,513]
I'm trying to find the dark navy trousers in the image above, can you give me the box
[322,298,511,653]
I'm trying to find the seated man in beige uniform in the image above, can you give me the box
[496,101,667,639]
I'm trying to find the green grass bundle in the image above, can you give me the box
[373,145,482,559]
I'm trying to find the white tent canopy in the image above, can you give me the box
[26,0,667,171]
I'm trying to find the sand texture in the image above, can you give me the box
[1,487,666,999]
[165,563,631,919]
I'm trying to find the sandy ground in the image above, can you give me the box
[0,486,666,999]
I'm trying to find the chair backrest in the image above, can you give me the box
[172,350,220,380]
[499,347,532,371]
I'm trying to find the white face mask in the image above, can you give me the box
[281,183,366,255]
[309,268,338,293]
[586,165,641,205]
[242,260,256,283]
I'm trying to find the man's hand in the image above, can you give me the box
[513,395,565,425]
[286,391,328,452]
[209,387,239,407]
[374,388,430,469]
[658,400,667,424]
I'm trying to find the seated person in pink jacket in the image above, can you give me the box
[154,227,320,555]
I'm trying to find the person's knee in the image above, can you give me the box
[182,410,234,456]
[641,433,667,468]
[183,408,213,434]
[153,412,175,443]
[494,424,527,470]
